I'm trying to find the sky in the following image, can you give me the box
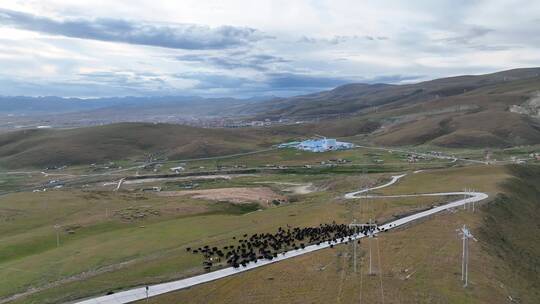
[0,0,539,98]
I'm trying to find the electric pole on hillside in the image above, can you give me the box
[463,188,468,210]
[457,225,477,287]
[349,221,378,274]
[351,219,358,273]
[462,188,476,212]
[54,224,61,247]
[463,188,476,212]
[470,188,475,212]
[368,219,374,276]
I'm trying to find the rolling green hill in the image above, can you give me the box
[480,165,540,302]
[2,68,540,169]
[0,119,380,169]
[0,123,276,169]
[254,68,540,118]
[371,76,540,147]
[248,68,540,148]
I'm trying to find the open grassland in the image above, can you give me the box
[141,211,514,304]
[3,71,540,172]
[0,143,451,195]
[0,163,511,303]
[0,187,354,302]
[380,165,508,196]
[0,120,382,171]
[160,145,455,175]
[0,144,462,197]
[2,119,524,173]
[0,174,34,193]
[0,123,296,169]
[139,166,524,304]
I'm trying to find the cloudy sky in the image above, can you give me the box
[0,0,539,98]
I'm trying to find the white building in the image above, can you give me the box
[170,166,185,173]
[280,137,354,152]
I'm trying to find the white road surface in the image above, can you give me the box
[343,174,406,199]
[73,173,488,304]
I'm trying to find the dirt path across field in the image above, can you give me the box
[157,187,286,206]
[253,182,316,194]
[102,174,257,187]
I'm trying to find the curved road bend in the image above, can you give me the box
[73,173,488,304]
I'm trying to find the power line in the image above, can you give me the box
[369,227,373,275]
[351,219,358,273]
[349,222,377,275]
[376,237,385,304]
[457,224,477,287]
[53,224,61,247]
[462,188,478,212]
[358,251,364,304]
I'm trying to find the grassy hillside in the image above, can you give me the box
[0,123,280,169]
[479,165,540,302]
[246,68,540,148]
[0,119,380,169]
[0,165,509,303]
[2,69,540,169]
[271,117,380,138]
[253,67,540,119]
[136,165,530,304]
[370,75,540,147]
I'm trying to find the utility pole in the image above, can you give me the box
[457,225,477,287]
[368,218,373,275]
[349,221,378,274]
[463,188,476,212]
[463,188,467,210]
[471,189,475,212]
[369,234,373,275]
[368,220,373,276]
[352,219,358,273]
[54,224,61,247]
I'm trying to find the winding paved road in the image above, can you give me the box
[344,174,407,199]
[73,173,488,304]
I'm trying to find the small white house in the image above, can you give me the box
[170,166,185,173]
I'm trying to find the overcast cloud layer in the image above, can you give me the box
[0,0,539,97]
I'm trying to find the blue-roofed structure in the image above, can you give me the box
[278,138,354,152]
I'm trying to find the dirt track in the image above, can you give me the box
[253,182,316,194]
[157,187,286,206]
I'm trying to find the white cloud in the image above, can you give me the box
[0,0,539,97]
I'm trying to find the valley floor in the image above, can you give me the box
[0,146,538,303]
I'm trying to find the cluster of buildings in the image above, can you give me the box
[510,153,540,164]
[278,138,354,153]
[205,118,300,129]
[405,153,428,163]
[529,152,540,161]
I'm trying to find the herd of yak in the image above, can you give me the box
[186,221,387,270]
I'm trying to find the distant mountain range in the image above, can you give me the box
[1,67,540,167]
[246,67,540,148]
[0,95,273,116]
[251,67,540,119]
[3,67,539,122]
